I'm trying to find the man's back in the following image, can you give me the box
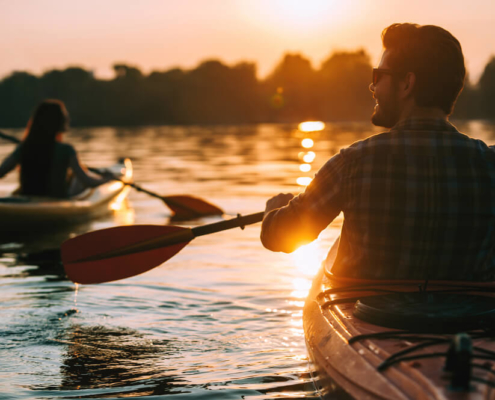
[333,118,495,281]
[261,118,495,282]
[261,24,492,281]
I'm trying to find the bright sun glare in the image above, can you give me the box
[297,177,312,186]
[267,0,335,28]
[289,241,325,298]
[298,121,325,133]
[241,0,340,33]
[291,241,323,276]
[301,139,314,148]
[303,152,316,163]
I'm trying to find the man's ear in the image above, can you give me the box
[401,72,416,99]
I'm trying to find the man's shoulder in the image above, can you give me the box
[340,131,392,159]
[341,123,495,160]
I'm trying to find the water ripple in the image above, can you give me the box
[0,122,443,399]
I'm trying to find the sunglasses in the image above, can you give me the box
[372,68,396,86]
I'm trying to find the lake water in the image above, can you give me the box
[1,121,495,400]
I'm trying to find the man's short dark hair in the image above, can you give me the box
[382,23,465,115]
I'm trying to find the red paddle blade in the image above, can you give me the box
[61,225,193,284]
[162,195,224,218]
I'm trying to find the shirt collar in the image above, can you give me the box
[391,117,459,133]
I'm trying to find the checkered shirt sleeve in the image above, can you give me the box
[261,118,495,281]
[260,151,346,253]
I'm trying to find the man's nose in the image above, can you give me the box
[369,83,375,93]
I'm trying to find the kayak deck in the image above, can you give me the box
[303,239,495,400]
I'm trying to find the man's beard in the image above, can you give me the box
[371,95,401,129]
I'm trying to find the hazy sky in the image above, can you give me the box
[2,0,495,82]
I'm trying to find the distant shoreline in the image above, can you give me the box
[1,119,493,131]
[0,50,493,127]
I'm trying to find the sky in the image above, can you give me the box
[2,0,495,82]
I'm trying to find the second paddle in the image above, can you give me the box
[61,212,265,284]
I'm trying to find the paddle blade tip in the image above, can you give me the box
[162,195,224,218]
[61,224,192,284]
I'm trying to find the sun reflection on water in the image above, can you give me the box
[299,164,311,172]
[291,277,311,298]
[296,176,312,186]
[291,241,322,276]
[298,121,325,133]
[301,138,314,148]
[288,241,324,299]
[302,151,316,163]
[109,188,135,225]
[297,121,320,187]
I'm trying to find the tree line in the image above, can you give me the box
[0,49,494,127]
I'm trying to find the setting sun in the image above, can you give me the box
[253,0,341,30]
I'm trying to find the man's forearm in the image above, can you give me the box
[261,201,320,253]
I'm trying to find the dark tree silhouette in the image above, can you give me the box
[0,49,493,127]
[452,74,480,120]
[478,57,495,118]
[0,71,40,126]
[263,53,318,122]
[317,50,374,121]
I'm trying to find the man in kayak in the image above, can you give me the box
[261,23,495,281]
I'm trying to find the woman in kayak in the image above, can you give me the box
[0,99,112,197]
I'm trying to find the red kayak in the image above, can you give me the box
[303,238,495,399]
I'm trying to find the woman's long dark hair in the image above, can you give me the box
[20,100,69,196]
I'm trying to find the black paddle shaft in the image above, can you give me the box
[89,167,163,200]
[0,131,20,144]
[192,212,265,237]
[125,182,163,200]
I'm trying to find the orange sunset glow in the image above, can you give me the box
[2,2,495,399]
[1,0,495,80]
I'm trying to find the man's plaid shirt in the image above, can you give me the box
[261,118,495,281]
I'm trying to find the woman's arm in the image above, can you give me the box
[69,154,112,188]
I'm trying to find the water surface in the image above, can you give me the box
[1,121,494,399]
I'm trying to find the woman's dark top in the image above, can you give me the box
[0,142,107,198]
